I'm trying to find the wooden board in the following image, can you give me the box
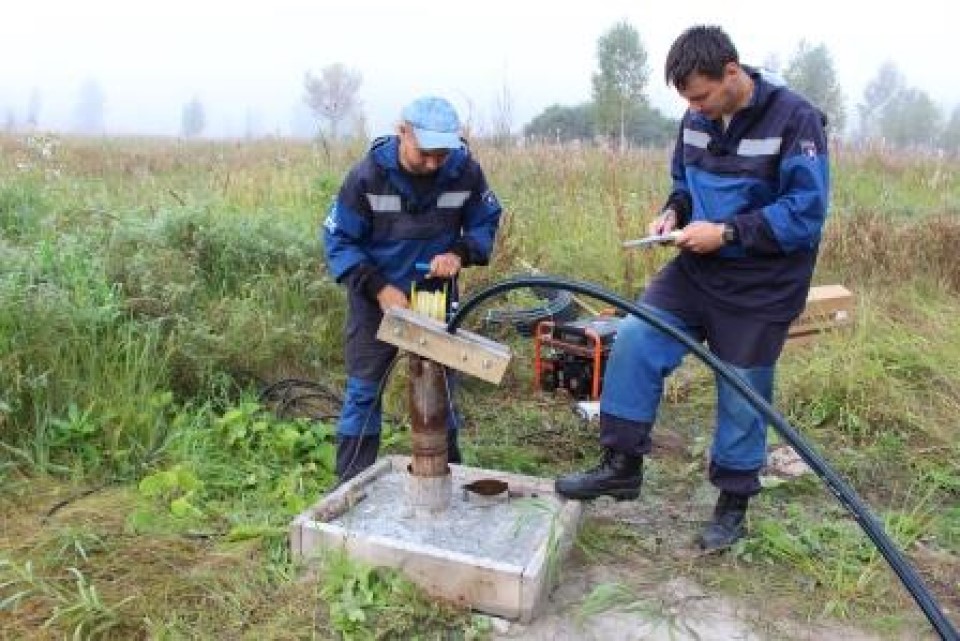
[788,284,855,341]
[377,307,512,384]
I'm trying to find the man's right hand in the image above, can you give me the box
[649,208,678,236]
[376,285,409,312]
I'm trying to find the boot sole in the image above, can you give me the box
[696,528,746,553]
[555,487,640,501]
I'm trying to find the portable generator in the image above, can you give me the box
[534,316,620,400]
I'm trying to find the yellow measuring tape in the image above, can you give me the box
[410,281,448,321]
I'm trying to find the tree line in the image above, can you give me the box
[521,21,960,151]
[5,19,960,152]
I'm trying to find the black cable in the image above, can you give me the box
[258,378,343,418]
[43,482,114,521]
[336,352,403,484]
[42,416,172,522]
[259,378,343,404]
[481,286,579,336]
[338,352,461,481]
[448,274,958,641]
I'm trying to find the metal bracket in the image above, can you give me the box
[376,307,512,384]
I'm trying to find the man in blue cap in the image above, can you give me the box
[323,96,503,483]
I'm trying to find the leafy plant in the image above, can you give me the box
[43,567,136,638]
[318,551,474,640]
[138,463,205,520]
[0,560,134,638]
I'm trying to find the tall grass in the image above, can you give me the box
[2,133,959,637]
[1,134,349,475]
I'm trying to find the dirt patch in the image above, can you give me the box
[488,495,939,641]
[490,562,896,640]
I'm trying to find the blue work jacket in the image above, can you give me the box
[322,136,501,298]
[662,67,830,320]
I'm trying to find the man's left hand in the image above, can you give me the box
[675,221,725,254]
[428,252,462,278]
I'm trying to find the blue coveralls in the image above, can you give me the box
[322,136,502,439]
[600,69,830,495]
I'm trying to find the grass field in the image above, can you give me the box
[1,133,959,639]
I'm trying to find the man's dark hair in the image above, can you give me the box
[664,25,739,90]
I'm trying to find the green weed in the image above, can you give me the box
[0,560,136,638]
[318,550,477,640]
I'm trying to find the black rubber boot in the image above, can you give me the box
[698,491,749,551]
[447,430,462,465]
[335,434,380,484]
[554,449,643,500]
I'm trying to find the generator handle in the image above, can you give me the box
[532,320,555,393]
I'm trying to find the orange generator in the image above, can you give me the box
[533,316,620,400]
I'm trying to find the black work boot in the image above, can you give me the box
[698,491,749,551]
[447,430,462,465]
[335,434,380,484]
[554,449,643,500]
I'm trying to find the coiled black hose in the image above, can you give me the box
[448,275,958,641]
[481,286,578,336]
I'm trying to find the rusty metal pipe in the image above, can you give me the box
[406,354,452,513]
[408,354,450,476]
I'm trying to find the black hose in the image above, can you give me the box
[448,274,958,641]
[481,286,578,336]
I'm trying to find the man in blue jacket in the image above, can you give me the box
[323,96,502,483]
[555,25,830,551]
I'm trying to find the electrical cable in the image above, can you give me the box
[447,274,958,641]
[335,352,402,485]
[41,417,172,522]
[258,378,344,421]
[256,362,401,485]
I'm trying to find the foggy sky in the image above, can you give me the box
[2,0,956,138]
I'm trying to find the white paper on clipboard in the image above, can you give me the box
[621,230,681,249]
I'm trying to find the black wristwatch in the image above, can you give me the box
[722,222,739,245]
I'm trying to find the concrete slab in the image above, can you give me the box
[290,455,583,622]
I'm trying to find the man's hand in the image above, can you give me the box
[648,209,678,236]
[675,221,725,254]
[427,252,462,279]
[376,284,409,312]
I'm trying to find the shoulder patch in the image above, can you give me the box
[482,190,500,210]
[323,203,338,233]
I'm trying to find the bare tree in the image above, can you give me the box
[303,63,363,140]
[180,96,206,138]
[73,78,106,135]
[490,79,515,147]
[879,88,941,148]
[944,104,960,154]
[26,88,42,128]
[857,62,904,141]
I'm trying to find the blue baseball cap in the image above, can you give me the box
[401,96,463,150]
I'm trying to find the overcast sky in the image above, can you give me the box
[2,0,956,137]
